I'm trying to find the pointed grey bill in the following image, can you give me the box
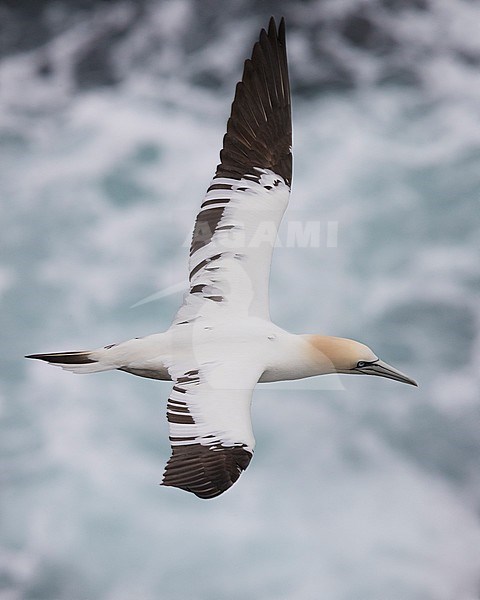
[357,360,418,386]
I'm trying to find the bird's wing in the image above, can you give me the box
[174,17,292,325]
[162,358,263,499]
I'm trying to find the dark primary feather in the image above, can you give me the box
[216,17,292,185]
[162,443,252,499]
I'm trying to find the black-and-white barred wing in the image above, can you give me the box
[174,18,292,324]
[161,361,262,499]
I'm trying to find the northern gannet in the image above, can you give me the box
[26,18,417,499]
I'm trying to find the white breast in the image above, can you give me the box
[259,329,332,382]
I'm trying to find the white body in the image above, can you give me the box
[83,319,334,384]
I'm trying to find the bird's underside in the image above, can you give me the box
[26,18,417,500]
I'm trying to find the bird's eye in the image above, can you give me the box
[357,361,367,368]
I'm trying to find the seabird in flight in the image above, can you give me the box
[26,18,417,499]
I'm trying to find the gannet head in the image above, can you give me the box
[305,335,418,386]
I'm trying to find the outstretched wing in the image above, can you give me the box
[162,360,262,499]
[174,17,292,325]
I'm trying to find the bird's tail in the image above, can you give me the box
[25,350,114,374]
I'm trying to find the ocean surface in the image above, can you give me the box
[1,1,480,599]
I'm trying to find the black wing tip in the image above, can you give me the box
[214,15,292,184]
[161,444,253,499]
[266,16,286,42]
[258,17,286,51]
[160,479,226,500]
[268,16,276,36]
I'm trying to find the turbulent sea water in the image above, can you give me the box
[1,1,480,599]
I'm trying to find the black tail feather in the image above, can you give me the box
[25,352,96,364]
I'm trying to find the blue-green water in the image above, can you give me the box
[1,1,480,599]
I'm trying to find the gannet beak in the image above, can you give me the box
[359,360,418,386]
